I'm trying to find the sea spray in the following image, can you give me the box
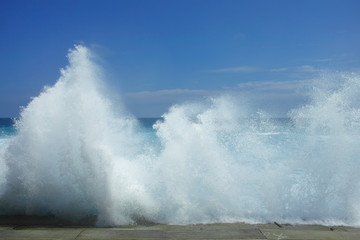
[151,97,278,224]
[1,45,360,226]
[289,73,360,225]
[0,45,157,225]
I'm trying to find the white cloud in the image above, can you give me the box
[123,79,313,117]
[124,89,221,117]
[124,89,221,106]
[207,66,258,73]
[270,68,288,72]
[237,79,311,93]
[312,58,332,62]
[126,80,310,103]
[296,65,317,73]
[126,89,215,99]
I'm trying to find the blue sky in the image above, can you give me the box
[1,0,359,117]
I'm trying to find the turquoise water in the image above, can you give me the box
[0,119,16,136]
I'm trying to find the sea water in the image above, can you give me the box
[1,45,360,226]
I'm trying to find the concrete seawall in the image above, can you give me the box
[0,216,359,239]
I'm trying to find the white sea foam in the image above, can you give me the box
[1,45,360,226]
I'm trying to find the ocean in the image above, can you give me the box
[1,45,360,227]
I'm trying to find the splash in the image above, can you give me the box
[0,46,152,225]
[1,45,360,226]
